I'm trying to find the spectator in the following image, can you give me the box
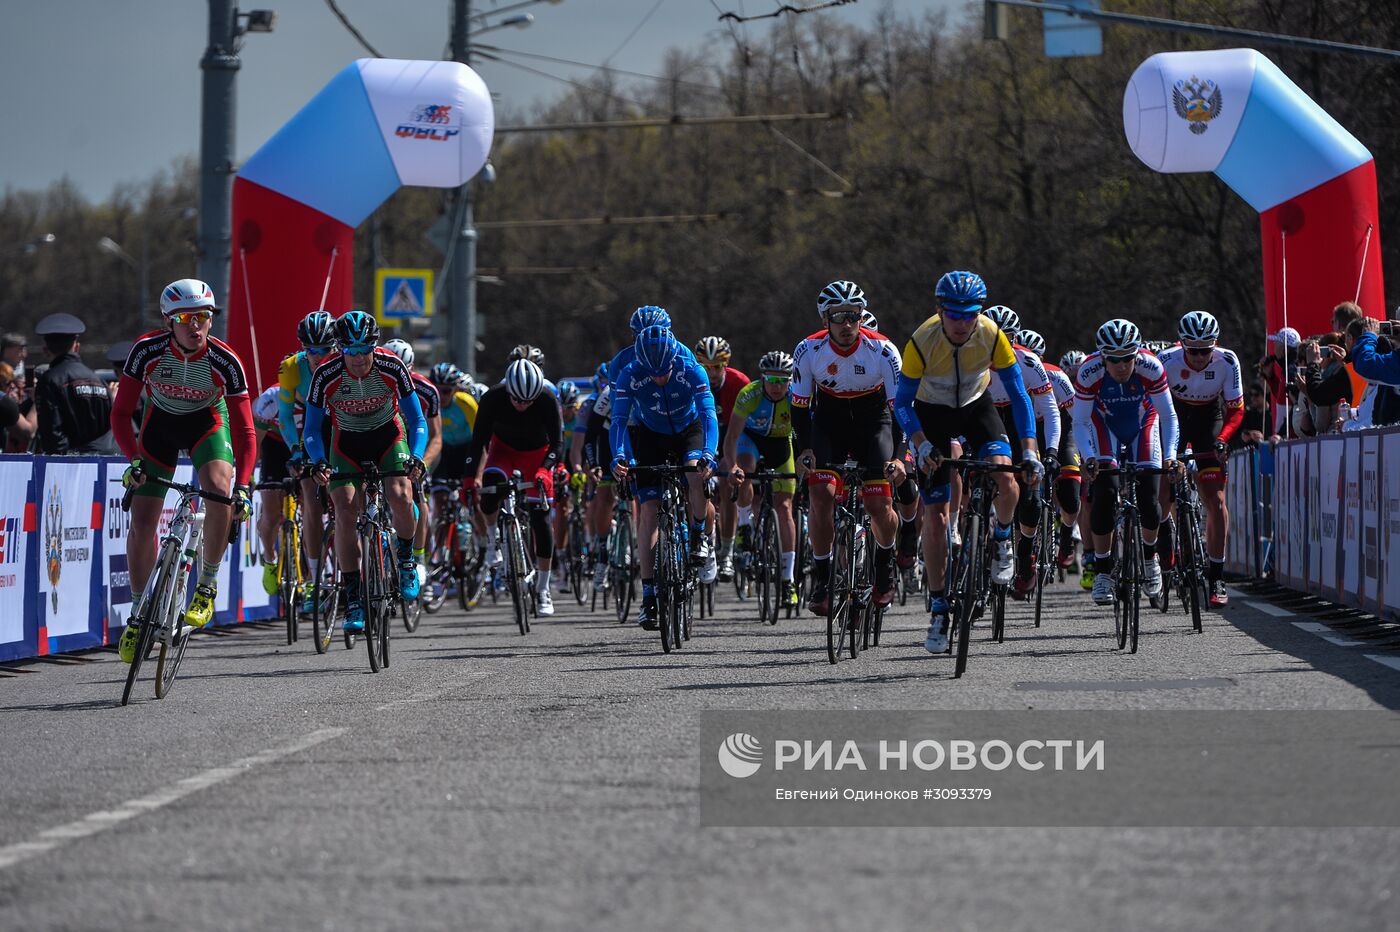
[1332,301,1364,334]
[0,362,37,452]
[32,313,116,455]
[1302,332,1353,432]
[1345,318,1400,429]
[1236,382,1268,446]
[1259,326,1302,440]
[1,333,27,387]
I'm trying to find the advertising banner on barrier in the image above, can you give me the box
[1384,433,1400,616]
[0,459,35,657]
[1343,436,1361,599]
[238,467,275,618]
[101,462,132,638]
[37,460,99,645]
[1318,437,1342,601]
[1362,435,1381,613]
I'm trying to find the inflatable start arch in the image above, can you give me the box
[1123,48,1384,339]
[227,59,493,389]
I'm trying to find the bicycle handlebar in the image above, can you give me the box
[944,458,1021,474]
[121,475,236,513]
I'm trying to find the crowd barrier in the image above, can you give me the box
[0,455,279,663]
[1226,424,1400,621]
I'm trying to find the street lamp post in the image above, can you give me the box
[447,0,557,376]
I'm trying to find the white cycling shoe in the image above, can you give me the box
[700,552,719,585]
[536,588,555,616]
[1142,555,1164,598]
[991,537,1015,586]
[1091,572,1115,606]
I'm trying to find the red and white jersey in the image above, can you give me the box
[990,345,1060,450]
[1071,349,1179,464]
[791,327,900,408]
[1044,362,1075,411]
[305,347,416,434]
[1156,344,1245,408]
[122,331,249,416]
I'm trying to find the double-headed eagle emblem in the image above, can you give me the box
[1173,75,1223,135]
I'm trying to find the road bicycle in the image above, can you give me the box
[1164,453,1208,633]
[256,476,305,645]
[743,469,799,625]
[943,458,1019,678]
[481,471,538,636]
[597,484,636,623]
[641,463,702,653]
[1093,453,1168,655]
[331,465,411,672]
[814,461,878,665]
[119,476,237,705]
[309,487,341,654]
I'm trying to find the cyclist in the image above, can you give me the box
[610,326,718,630]
[463,359,563,616]
[793,279,904,614]
[111,278,256,662]
[1072,319,1180,607]
[695,336,750,582]
[982,307,1061,601]
[252,384,290,596]
[553,379,585,592]
[1059,349,1096,589]
[304,312,427,633]
[893,271,1041,654]
[724,350,800,607]
[580,363,617,591]
[1026,333,1083,571]
[430,362,479,487]
[506,344,559,401]
[384,339,442,585]
[1156,311,1244,608]
[276,311,338,613]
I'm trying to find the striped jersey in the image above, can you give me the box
[121,331,248,416]
[306,349,415,433]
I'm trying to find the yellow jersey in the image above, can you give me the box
[901,314,1018,407]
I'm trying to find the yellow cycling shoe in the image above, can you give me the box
[262,561,280,597]
[184,585,217,628]
[118,622,142,664]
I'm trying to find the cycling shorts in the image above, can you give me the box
[914,392,1011,504]
[134,398,233,499]
[1175,401,1227,485]
[483,437,553,504]
[630,419,706,505]
[330,417,411,490]
[807,392,893,496]
[259,433,291,485]
[434,442,470,482]
[736,430,796,495]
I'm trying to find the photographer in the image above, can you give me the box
[1258,327,1303,440]
[1345,317,1400,429]
[1302,333,1353,433]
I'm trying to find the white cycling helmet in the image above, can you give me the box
[1178,310,1220,345]
[982,305,1020,338]
[1019,329,1046,357]
[1059,349,1087,371]
[505,359,545,402]
[859,309,878,331]
[383,339,414,368]
[817,280,867,318]
[159,279,217,317]
[1095,319,1142,355]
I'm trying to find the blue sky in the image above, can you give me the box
[0,0,965,202]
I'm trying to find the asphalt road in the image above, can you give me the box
[2,572,1399,931]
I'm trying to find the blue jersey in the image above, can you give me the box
[610,354,718,463]
[1071,350,1179,463]
[607,343,698,386]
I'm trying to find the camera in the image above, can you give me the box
[1379,320,1397,337]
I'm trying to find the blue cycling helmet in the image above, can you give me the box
[558,379,581,406]
[335,310,379,350]
[630,305,671,334]
[635,325,679,374]
[934,270,987,313]
[594,362,609,386]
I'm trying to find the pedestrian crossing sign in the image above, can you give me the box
[374,268,434,326]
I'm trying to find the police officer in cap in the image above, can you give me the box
[34,313,115,454]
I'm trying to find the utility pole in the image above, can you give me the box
[200,0,240,340]
[449,0,479,375]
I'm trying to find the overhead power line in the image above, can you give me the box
[495,111,840,133]
[475,44,727,96]
[603,0,667,64]
[472,50,650,111]
[716,0,857,24]
[323,0,384,57]
[476,213,728,230]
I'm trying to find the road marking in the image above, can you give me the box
[1291,621,1362,647]
[0,727,346,872]
[1248,600,1297,618]
[1365,655,1400,673]
[373,671,495,713]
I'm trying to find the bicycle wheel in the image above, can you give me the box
[613,520,635,624]
[1182,510,1205,632]
[757,506,780,625]
[657,519,676,653]
[121,537,181,705]
[825,525,851,665]
[313,544,342,655]
[1033,506,1053,628]
[991,584,1007,643]
[790,506,809,619]
[953,513,983,678]
[363,534,386,672]
[570,517,587,606]
[280,521,299,644]
[1127,538,1142,654]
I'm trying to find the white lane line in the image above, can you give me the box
[1248,600,1297,618]
[0,727,346,872]
[373,671,495,713]
[1365,655,1400,673]
[1291,621,1363,647]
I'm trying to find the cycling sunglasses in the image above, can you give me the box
[340,344,375,356]
[169,310,214,326]
[304,345,334,356]
[826,310,862,325]
[941,308,981,322]
[761,374,791,384]
[1104,353,1137,365]
[1184,345,1215,357]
